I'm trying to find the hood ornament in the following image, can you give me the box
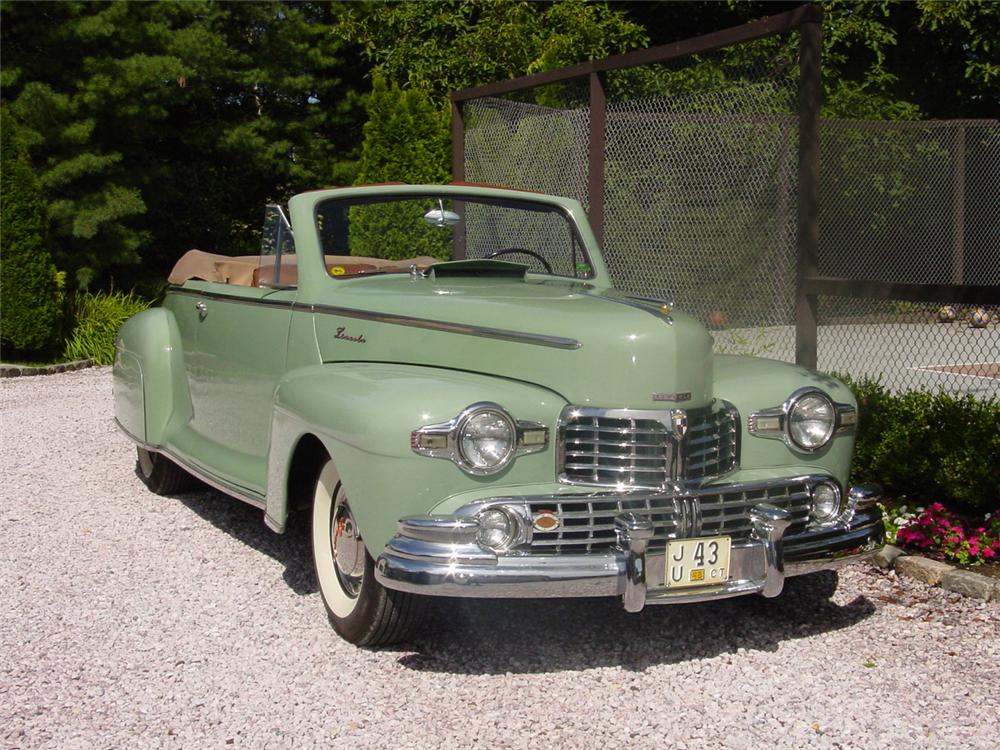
[670,409,688,440]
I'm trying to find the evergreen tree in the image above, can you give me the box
[0,108,64,357]
[355,75,452,186]
[1,1,368,287]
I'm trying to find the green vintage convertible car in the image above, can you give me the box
[114,183,883,645]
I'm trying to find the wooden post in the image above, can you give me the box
[588,71,607,247]
[795,9,822,370]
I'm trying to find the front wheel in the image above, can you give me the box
[311,459,426,646]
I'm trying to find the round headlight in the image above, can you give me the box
[477,507,517,552]
[788,392,836,451]
[811,481,842,523]
[457,408,516,474]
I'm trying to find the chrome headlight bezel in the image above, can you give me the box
[787,391,836,451]
[411,402,549,476]
[456,406,517,475]
[747,387,855,453]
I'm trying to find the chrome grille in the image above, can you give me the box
[527,479,813,554]
[558,403,739,487]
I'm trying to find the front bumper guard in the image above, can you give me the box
[375,492,884,612]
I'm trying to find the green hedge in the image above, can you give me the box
[843,377,1000,512]
[63,291,151,366]
[0,108,64,357]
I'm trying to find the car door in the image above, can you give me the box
[183,286,294,494]
[167,205,298,495]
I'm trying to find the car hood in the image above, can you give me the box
[312,275,714,408]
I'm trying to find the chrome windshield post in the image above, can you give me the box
[750,503,792,598]
[615,512,655,613]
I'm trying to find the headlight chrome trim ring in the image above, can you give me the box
[411,401,549,476]
[748,387,856,453]
[455,405,517,475]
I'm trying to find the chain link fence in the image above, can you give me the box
[457,19,998,397]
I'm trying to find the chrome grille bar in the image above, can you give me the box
[558,402,739,488]
[524,478,813,554]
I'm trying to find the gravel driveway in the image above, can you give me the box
[3,368,998,749]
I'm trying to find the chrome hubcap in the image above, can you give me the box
[330,498,363,597]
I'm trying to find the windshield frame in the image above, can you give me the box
[312,190,597,282]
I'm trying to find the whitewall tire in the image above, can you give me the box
[310,458,427,646]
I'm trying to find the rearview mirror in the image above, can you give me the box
[423,207,461,228]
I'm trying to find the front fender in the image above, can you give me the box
[712,355,856,488]
[266,363,567,550]
[113,307,193,446]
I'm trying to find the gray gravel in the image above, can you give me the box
[2,368,998,749]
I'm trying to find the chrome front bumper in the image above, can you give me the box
[375,489,885,612]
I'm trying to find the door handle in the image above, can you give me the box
[195,301,208,316]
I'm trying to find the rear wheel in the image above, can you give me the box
[136,447,198,495]
[311,459,426,646]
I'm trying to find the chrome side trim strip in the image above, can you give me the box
[114,418,266,510]
[585,290,676,325]
[166,286,582,350]
[168,287,294,308]
[303,302,582,350]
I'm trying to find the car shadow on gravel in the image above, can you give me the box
[396,582,876,674]
[176,489,318,596]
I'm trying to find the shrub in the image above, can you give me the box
[0,107,64,357]
[844,376,1000,512]
[63,291,151,365]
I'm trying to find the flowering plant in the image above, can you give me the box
[880,502,921,544]
[894,502,1000,565]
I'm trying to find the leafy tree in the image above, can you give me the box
[339,0,648,99]
[0,108,64,357]
[1,1,368,288]
[338,0,648,182]
[623,1,998,119]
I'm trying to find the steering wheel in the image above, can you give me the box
[486,248,553,274]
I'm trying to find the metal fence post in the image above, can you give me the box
[795,8,822,370]
[588,71,607,247]
[451,97,467,259]
[952,124,966,284]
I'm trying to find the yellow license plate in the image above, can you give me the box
[664,536,731,588]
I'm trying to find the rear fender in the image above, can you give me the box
[113,307,193,446]
[265,363,566,550]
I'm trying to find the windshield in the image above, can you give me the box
[315,194,594,280]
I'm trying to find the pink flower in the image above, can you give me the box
[983,548,996,559]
